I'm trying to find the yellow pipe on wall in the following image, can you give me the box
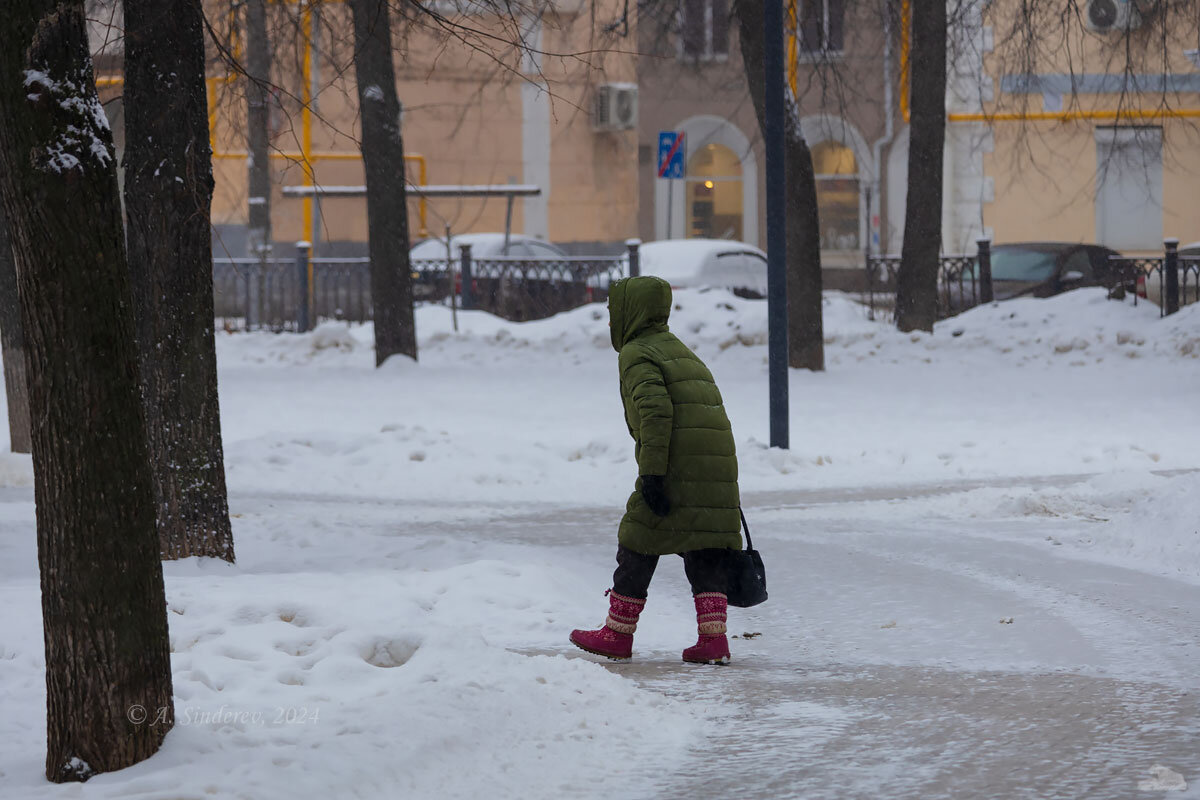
[948,108,1200,123]
[786,0,799,99]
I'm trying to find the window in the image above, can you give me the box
[1095,127,1162,251]
[686,143,743,240]
[812,141,859,251]
[1060,250,1094,282]
[798,0,845,55]
[681,0,729,61]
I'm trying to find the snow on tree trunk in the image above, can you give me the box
[895,0,947,333]
[123,0,235,561]
[0,1,174,781]
[351,0,418,366]
[734,0,825,371]
[0,206,32,453]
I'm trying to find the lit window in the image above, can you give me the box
[812,141,859,251]
[686,143,743,240]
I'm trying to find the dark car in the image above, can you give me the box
[946,242,1123,313]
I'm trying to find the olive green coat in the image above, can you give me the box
[609,276,743,556]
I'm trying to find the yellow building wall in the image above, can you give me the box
[208,1,637,250]
[972,0,1200,250]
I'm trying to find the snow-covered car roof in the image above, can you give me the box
[1180,241,1200,255]
[638,239,768,295]
[410,233,567,260]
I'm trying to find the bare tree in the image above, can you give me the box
[124,0,235,561]
[735,0,825,371]
[351,0,417,364]
[0,0,173,780]
[246,0,273,259]
[894,0,947,332]
[0,206,32,453]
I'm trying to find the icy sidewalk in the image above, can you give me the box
[3,480,1200,799]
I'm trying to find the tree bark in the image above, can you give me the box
[894,0,947,333]
[246,0,272,258]
[124,0,235,561]
[0,1,173,781]
[0,206,32,453]
[350,0,418,365]
[734,0,825,371]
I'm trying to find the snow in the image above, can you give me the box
[22,69,113,172]
[637,238,768,294]
[1,287,1199,797]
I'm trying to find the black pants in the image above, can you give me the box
[612,545,730,600]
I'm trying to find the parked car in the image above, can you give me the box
[947,242,1123,312]
[408,233,569,300]
[635,239,769,297]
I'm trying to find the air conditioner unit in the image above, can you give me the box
[1085,0,1142,32]
[593,83,638,132]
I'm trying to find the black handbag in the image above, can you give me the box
[727,508,767,608]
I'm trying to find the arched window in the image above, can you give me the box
[812,140,859,251]
[686,143,743,240]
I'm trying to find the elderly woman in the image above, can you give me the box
[570,275,743,665]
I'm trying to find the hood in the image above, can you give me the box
[608,276,672,351]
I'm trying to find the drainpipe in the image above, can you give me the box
[870,5,895,255]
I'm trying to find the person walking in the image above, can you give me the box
[570,275,743,665]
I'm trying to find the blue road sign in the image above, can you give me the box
[657,131,685,179]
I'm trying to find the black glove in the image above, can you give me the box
[640,475,670,517]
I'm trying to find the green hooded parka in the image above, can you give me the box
[609,276,743,556]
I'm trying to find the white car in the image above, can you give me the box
[409,233,567,261]
[635,239,768,297]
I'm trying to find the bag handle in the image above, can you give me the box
[739,508,755,551]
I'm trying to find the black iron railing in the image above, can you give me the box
[1109,242,1200,317]
[214,243,630,331]
[865,240,1196,322]
[863,251,986,322]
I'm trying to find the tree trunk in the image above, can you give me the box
[894,0,947,333]
[0,206,32,452]
[350,0,417,365]
[734,0,825,370]
[0,1,173,781]
[246,0,272,258]
[124,0,235,561]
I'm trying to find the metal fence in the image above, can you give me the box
[863,240,1198,322]
[863,251,986,322]
[214,244,629,331]
[1108,243,1200,317]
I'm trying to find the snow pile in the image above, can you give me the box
[0,508,698,799]
[1071,471,1200,579]
[933,290,1199,363]
[0,452,33,488]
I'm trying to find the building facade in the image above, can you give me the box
[894,0,1200,255]
[635,0,898,282]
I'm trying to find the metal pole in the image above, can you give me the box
[503,195,514,254]
[626,238,641,278]
[460,243,474,312]
[977,238,993,304]
[666,179,674,240]
[1164,238,1180,316]
[763,0,789,449]
[446,223,458,332]
[295,240,311,333]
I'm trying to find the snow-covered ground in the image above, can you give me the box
[1,288,1198,798]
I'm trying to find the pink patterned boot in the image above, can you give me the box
[682,592,731,665]
[570,590,646,660]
